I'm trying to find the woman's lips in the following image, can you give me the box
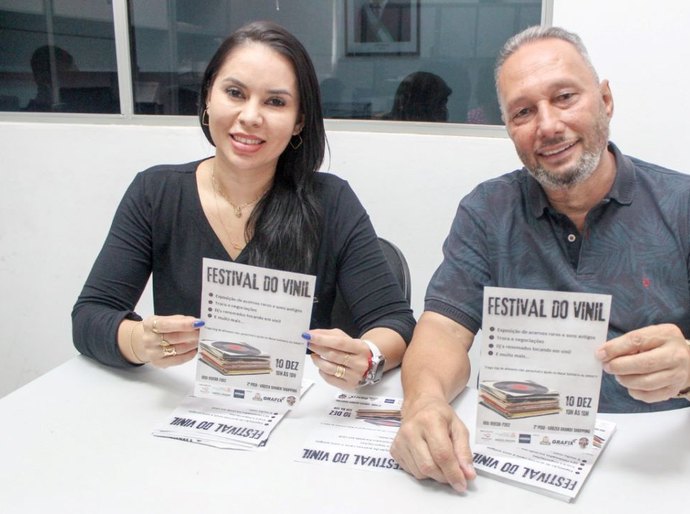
[231,133,265,153]
[232,134,263,145]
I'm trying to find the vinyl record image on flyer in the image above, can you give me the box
[211,341,263,356]
[199,341,272,376]
[492,381,550,396]
[480,380,560,419]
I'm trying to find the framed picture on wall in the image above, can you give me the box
[345,0,420,56]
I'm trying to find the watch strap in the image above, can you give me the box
[359,339,384,386]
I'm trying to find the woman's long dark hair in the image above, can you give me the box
[199,21,325,274]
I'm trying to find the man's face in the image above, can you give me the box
[497,38,613,190]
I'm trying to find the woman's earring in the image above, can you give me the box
[202,109,210,126]
[289,133,303,150]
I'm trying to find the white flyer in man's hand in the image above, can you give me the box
[194,258,316,408]
[476,287,611,450]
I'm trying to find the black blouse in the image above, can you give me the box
[72,160,415,367]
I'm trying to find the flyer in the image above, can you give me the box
[296,393,403,472]
[473,418,616,502]
[295,392,614,502]
[194,258,316,407]
[153,379,314,450]
[153,394,287,450]
[476,287,611,449]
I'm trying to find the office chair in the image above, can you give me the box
[330,237,411,338]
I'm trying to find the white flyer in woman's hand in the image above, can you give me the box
[194,258,316,408]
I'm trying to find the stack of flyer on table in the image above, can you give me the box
[472,418,616,502]
[153,382,313,450]
[296,393,404,471]
[153,259,316,450]
[294,389,616,502]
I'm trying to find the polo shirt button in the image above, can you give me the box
[567,234,577,242]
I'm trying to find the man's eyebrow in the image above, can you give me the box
[548,79,581,91]
[505,80,582,107]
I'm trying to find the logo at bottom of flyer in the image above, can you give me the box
[519,434,532,444]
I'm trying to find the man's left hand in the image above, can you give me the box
[596,324,690,402]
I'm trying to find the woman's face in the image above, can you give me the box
[206,42,303,177]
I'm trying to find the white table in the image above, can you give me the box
[0,356,688,513]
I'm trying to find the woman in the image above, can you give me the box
[72,21,414,390]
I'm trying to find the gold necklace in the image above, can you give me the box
[211,167,263,218]
[210,170,247,251]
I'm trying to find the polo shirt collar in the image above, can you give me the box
[527,141,635,219]
[605,142,635,206]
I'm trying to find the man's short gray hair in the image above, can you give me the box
[494,26,599,92]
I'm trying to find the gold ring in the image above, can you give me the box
[159,338,171,348]
[335,365,345,379]
[162,345,177,357]
[152,318,159,334]
[343,354,351,367]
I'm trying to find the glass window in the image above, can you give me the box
[0,0,119,113]
[128,0,542,124]
[128,0,228,115]
[1,0,543,122]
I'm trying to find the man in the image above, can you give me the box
[24,45,77,112]
[390,26,690,493]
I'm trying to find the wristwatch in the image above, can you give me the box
[677,340,690,401]
[359,339,385,386]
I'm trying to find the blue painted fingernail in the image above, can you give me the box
[301,332,311,340]
[193,320,205,328]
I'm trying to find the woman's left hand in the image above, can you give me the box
[305,329,371,390]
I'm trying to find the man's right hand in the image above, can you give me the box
[390,394,476,493]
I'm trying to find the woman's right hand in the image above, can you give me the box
[123,315,205,368]
[304,328,372,390]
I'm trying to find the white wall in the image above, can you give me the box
[2,0,690,397]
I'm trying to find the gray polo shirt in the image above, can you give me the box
[427,142,690,413]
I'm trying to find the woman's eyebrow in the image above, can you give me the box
[218,76,294,97]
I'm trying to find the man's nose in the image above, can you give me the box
[536,104,564,139]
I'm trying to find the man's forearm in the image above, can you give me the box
[400,312,474,412]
